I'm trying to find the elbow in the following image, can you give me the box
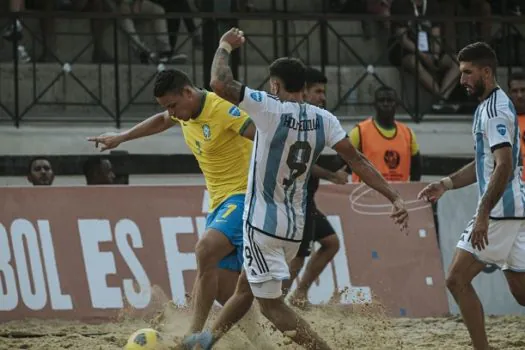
[210,79,225,94]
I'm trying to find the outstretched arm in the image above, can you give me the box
[446,161,477,189]
[210,28,246,105]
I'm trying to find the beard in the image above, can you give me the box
[466,79,486,98]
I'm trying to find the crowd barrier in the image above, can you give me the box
[437,184,525,316]
[0,183,448,323]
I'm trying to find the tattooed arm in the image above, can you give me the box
[209,28,246,105]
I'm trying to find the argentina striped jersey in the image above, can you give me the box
[473,87,525,219]
[239,86,347,241]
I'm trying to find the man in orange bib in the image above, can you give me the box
[349,86,421,182]
[508,71,525,181]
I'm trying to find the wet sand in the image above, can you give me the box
[1,301,524,350]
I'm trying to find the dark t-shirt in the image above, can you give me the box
[390,0,441,44]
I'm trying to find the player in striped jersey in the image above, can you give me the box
[182,27,409,350]
[418,42,525,350]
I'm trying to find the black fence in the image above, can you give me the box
[0,9,524,128]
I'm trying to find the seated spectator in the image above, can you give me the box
[27,157,55,186]
[83,157,115,185]
[68,0,113,63]
[110,0,187,64]
[389,0,460,113]
[2,0,31,63]
[349,86,422,182]
[153,0,203,51]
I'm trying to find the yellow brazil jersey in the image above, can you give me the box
[349,120,419,156]
[171,91,253,211]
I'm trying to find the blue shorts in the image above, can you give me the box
[206,194,245,272]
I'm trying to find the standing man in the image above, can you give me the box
[419,42,525,350]
[27,157,55,186]
[283,67,348,307]
[350,86,422,182]
[183,27,409,350]
[508,71,525,181]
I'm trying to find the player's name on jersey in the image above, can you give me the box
[282,114,321,131]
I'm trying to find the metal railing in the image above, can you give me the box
[0,9,524,127]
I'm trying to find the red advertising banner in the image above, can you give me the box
[0,183,448,323]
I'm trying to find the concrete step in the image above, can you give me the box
[0,118,475,157]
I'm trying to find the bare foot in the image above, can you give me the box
[289,291,311,309]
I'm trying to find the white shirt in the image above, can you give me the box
[473,87,525,219]
[239,86,347,241]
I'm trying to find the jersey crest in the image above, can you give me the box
[202,124,211,140]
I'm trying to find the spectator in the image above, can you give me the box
[508,71,525,181]
[27,157,55,186]
[111,0,187,64]
[83,157,115,185]
[2,0,31,63]
[70,0,113,63]
[389,0,460,112]
[153,0,203,51]
[349,86,422,182]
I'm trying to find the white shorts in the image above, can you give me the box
[243,224,300,299]
[457,219,525,271]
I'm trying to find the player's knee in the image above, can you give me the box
[321,234,340,255]
[446,272,468,294]
[195,238,219,270]
[514,293,525,307]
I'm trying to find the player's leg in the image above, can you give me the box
[282,256,305,296]
[449,219,521,350]
[251,234,332,350]
[503,270,525,306]
[291,208,339,306]
[189,195,245,333]
[215,238,277,350]
[503,228,525,306]
[446,249,487,349]
[282,201,314,297]
[181,224,258,349]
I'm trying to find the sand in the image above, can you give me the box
[1,301,524,350]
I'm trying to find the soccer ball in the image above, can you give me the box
[124,328,162,349]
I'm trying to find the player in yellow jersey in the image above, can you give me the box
[87,69,259,337]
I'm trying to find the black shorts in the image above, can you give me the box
[297,201,336,257]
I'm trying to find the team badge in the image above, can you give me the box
[202,124,211,140]
[250,91,262,102]
[228,106,241,118]
[496,124,507,136]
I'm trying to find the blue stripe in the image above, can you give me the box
[247,134,259,225]
[262,116,290,234]
[313,114,326,164]
[502,183,515,216]
[502,99,519,216]
[291,104,309,239]
[474,106,486,194]
[282,113,294,239]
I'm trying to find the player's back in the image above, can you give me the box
[172,91,253,211]
[473,87,525,218]
[239,87,347,241]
